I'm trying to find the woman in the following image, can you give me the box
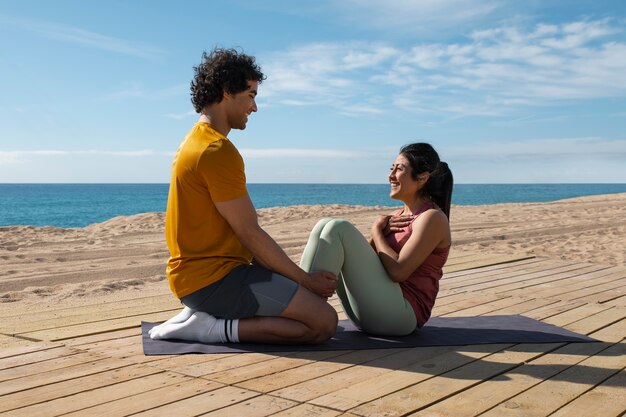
[299,143,453,336]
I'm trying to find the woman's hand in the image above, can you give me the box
[373,214,413,236]
[383,214,413,235]
[372,214,391,236]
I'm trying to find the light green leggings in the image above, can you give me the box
[300,218,417,336]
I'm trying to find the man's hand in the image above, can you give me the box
[303,271,338,299]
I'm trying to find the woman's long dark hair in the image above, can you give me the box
[400,143,454,220]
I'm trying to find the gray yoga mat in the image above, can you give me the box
[141,315,597,355]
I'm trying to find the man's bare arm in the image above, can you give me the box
[215,194,336,297]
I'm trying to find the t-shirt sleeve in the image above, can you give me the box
[197,140,248,202]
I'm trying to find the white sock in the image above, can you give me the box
[149,312,239,344]
[148,306,195,338]
[225,319,240,343]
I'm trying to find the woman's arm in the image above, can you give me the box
[371,210,450,283]
[369,213,413,250]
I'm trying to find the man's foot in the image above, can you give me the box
[148,306,196,338]
[149,312,222,343]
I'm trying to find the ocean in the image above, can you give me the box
[1,183,625,228]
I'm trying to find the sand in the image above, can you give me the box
[1,193,624,313]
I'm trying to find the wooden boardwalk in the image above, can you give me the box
[1,252,624,416]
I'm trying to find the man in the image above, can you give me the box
[149,48,338,345]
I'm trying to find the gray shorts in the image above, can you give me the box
[180,264,299,319]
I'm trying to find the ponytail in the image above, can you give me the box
[425,161,453,220]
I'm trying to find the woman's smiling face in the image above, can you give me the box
[389,154,421,201]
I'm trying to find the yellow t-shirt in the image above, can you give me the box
[165,122,252,298]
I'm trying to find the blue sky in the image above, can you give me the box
[1,0,625,183]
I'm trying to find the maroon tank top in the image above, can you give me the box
[384,202,450,327]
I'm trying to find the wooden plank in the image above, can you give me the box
[484,264,607,295]
[443,256,546,278]
[0,303,181,335]
[0,364,163,414]
[484,297,563,316]
[146,352,238,370]
[543,303,614,327]
[443,260,583,292]
[587,318,626,343]
[549,370,626,417]
[0,357,130,396]
[564,307,626,337]
[526,266,626,300]
[605,295,626,307]
[273,346,456,403]
[442,257,545,281]
[415,318,626,417]
[478,342,626,417]
[52,374,223,417]
[236,348,394,393]
[417,320,626,417]
[443,296,530,317]
[570,284,626,304]
[63,327,140,347]
[444,266,595,300]
[75,335,166,364]
[209,350,347,385]
[444,251,497,265]
[19,309,180,341]
[0,334,33,350]
[168,351,292,378]
[0,293,176,320]
[270,404,342,417]
[0,350,106,383]
[432,290,492,306]
[414,342,611,417]
[522,299,587,321]
[72,333,140,352]
[0,345,78,371]
[128,386,260,417]
[432,293,508,317]
[0,339,61,358]
[309,344,511,411]
[198,395,298,417]
[408,310,626,417]
[512,267,625,301]
[348,343,560,417]
[443,254,535,273]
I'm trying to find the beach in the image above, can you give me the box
[1,192,625,314]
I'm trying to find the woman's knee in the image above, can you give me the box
[310,218,336,237]
[319,218,360,241]
[323,218,354,232]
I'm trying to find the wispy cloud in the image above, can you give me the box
[240,148,394,159]
[261,42,398,112]
[336,0,501,33]
[442,137,626,161]
[165,110,197,120]
[1,15,164,59]
[1,148,395,161]
[0,149,173,165]
[98,83,188,102]
[262,18,626,117]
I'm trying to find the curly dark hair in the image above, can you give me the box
[400,143,454,220]
[190,48,266,113]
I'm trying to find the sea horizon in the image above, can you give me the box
[1,183,626,228]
